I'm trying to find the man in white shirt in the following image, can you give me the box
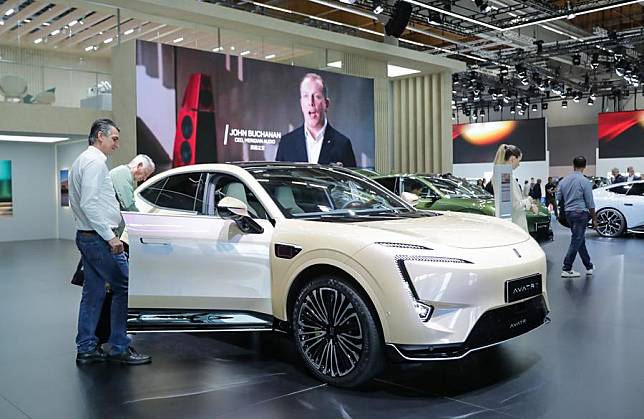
[275,73,356,167]
[627,166,642,182]
[70,118,151,366]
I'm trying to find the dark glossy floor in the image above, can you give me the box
[1,223,644,419]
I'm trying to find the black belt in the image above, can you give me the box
[78,229,118,236]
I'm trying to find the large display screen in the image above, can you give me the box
[452,119,547,164]
[598,110,644,159]
[136,41,375,172]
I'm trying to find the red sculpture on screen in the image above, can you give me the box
[172,73,217,167]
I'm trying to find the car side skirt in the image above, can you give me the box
[127,309,274,332]
[386,295,549,361]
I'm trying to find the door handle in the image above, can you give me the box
[624,203,633,206]
[140,238,170,245]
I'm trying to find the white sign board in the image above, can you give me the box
[493,164,513,219]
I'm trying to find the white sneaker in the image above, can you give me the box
[561,270,580,278]
[586,266,594,276]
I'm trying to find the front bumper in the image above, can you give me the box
[386,294,549,361]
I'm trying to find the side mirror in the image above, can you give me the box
[401,192,419,207]
[218,196,249,220]
[217,196,264,234]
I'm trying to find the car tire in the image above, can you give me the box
[292,275,384,387]
[596,208,626,237]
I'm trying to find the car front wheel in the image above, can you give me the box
[292,276,384,387]
[596,208,626,237]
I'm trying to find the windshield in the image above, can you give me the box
[419,177,473,198]
[455,180,493,199]
[247,166,414,219]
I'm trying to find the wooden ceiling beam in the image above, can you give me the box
[60,16,117,48]
[79,18,142,49]
[0,1,48,37]
[45,12,110,47]
[25,9,88,43]
[12,4,71,38]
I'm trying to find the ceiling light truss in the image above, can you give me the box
[24,9,87,43]
[11,4,69,38]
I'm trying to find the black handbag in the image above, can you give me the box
[557,198,570,228]
[71,258,84,286]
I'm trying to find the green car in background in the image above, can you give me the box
[373,174,553,240]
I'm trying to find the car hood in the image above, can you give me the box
[352,212,529,249]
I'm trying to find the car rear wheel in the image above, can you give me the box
[292,276,383,387]
[596,208,626,237]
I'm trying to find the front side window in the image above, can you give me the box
[206,174,267,219]
[608,185,631,195]
[247,167,412,219]
[402,178,432,198]
[154,173,204,212]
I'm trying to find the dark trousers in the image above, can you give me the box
[563,210,593,271]
[75,232,131,354]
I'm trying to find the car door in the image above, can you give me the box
[624,182,644,228]
[124,170,274,323]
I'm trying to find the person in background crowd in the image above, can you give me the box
[611,167,626,184]
[523,180,530,198]
[556,156,597,278]
[530,178,543,202]
[493,144,539,232]
[626,166,641,182]
[545,176,558,217]
[69,118,151,366]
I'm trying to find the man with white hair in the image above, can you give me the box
[110,154,155,212]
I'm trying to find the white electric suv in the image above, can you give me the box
[123,163,549,387]
[593,180,644,237]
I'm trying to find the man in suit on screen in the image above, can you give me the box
[276,73,356,167]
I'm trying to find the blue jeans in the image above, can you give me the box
[563,211,593,271]
[75,232,131,354]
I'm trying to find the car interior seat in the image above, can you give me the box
[275,185,304,215]
[222,182,258,218]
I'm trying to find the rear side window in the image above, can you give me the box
[154,173,204,212]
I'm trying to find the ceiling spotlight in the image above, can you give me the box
[590,53,600,69]
[452,113,456,120]
[494,103,502,112]
[427,11,442,25]
[5,8,15,16]
[572,54,581,66]
[452,74,460,85]
[373,0,384,14]
[531,104,538,112]
[552,85,562,96]
[562,100,568,108]
[616,62,626,77]
[573,92,581,102]
[480,108,486,117]
[515,64,527,78]
[587,97,595,106]
[500,66,509,76]
[542,103,548,110]
[503,95,510,104]
[534,40,543,55]
[510,106,516,114]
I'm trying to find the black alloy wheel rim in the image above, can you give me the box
[297,287,363,377]
[597,209,623,237]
